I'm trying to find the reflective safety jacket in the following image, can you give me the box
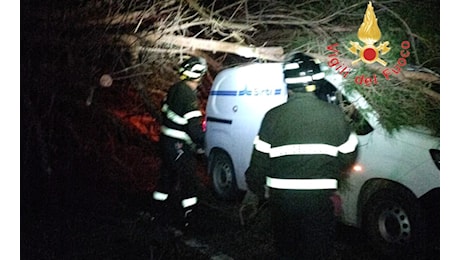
[245,92,358,199]
[160,81,204,147]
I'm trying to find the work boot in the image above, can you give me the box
[151,200,169,225]
[181,206,200,236]
[151,210,186,242]
[183,208,193,228]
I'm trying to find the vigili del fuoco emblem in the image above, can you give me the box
[348,1,391,66]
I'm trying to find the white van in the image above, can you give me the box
[204,62,288,198]
[204,62,440,256]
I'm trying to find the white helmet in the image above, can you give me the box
[178,56,208,80]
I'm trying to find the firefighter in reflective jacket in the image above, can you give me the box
[245,53,358,259]
[152,56,207,232]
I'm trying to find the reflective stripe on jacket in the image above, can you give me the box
[162,103,202,126]
[266,177,337,190]
[254,132,358,158]
[160,125,193,144]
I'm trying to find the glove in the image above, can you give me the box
[239,190,260,226]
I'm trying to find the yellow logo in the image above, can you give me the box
[348,2,390,66]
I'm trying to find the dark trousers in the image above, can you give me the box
[153,136,199,226]
[270,189,336,260]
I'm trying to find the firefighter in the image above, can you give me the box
[152,56,207,234]
[244,52,358,259]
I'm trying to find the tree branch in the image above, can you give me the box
[309,53,440,101]
[117,33,284,61]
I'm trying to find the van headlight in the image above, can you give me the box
[352,163,363,172]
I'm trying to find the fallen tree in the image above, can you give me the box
[35,0,441,136]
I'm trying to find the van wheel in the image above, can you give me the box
[210,151,238,200]
[362,187,426,258]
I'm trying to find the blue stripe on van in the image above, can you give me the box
[206,117,232,124]
[210,90,238,96]
[210,89,283,96]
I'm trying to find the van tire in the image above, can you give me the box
[362,186,427,259]
[209,151,238,201]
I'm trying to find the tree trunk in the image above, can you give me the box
[117,34,284,62]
